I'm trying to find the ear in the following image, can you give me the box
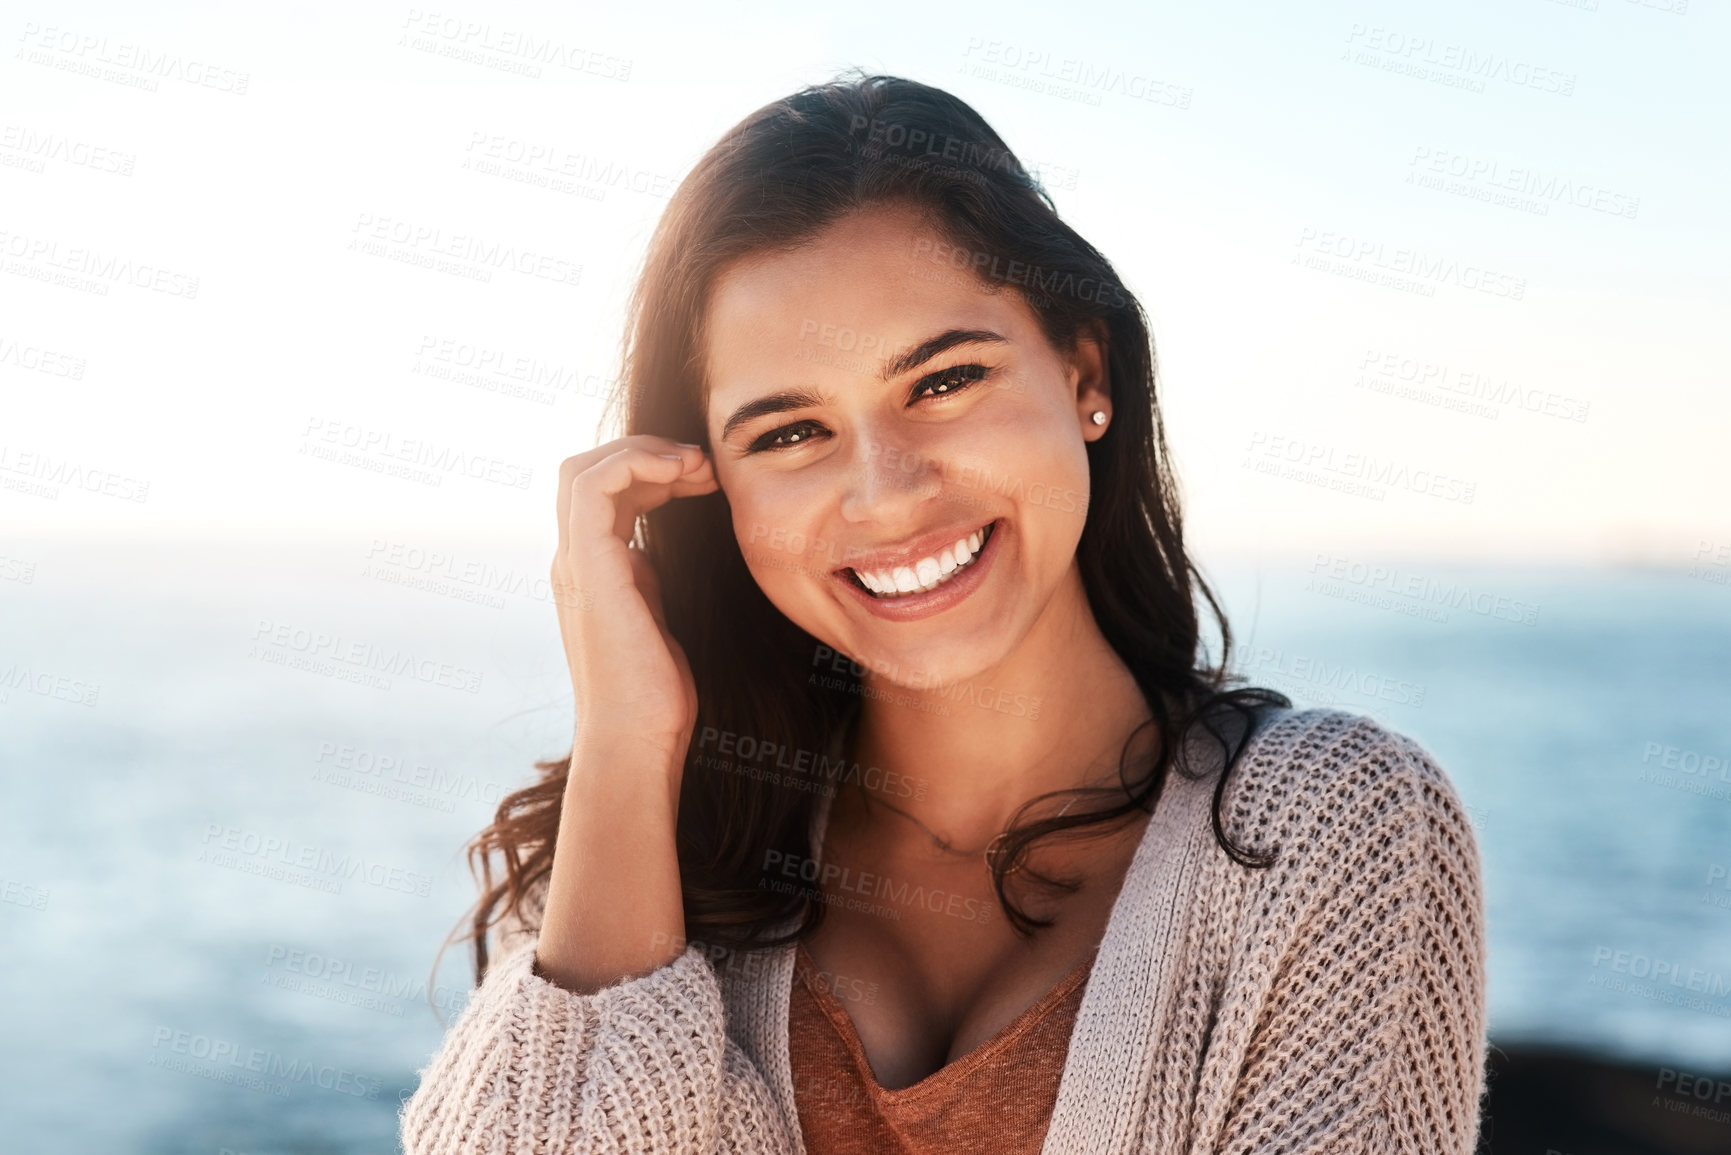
[1069,319,1112,442]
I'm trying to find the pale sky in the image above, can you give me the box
[3,0,1726,564]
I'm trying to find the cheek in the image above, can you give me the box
[948,408,1080,509]
[729,482,828,583]
[947,407,1089,525]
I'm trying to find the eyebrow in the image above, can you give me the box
[719,328,1010,442]
[881,328,1008,381]
[719,385,831,443]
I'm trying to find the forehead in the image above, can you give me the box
[703,204,1033,406]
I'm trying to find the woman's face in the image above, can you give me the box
[702,201,1110,691]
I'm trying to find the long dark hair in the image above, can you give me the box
[445,72,1289,987]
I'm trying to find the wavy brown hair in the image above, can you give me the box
[432,72,1290,995]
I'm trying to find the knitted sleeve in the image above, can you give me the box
[1204,714,1490,1155]
[398,876,799,1154]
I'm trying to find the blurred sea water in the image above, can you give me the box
[1,534,1727,1153]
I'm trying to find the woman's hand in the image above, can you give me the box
[553,436,718,771]
[537,436,718,994]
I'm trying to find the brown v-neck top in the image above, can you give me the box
[788,940,1095,1154]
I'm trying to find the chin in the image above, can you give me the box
[823,626,1010,699]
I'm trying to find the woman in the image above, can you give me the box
[400,73,1488,1154]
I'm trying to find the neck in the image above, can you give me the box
[846,564,1159,855]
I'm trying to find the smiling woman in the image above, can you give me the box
[400,72,1489,1154]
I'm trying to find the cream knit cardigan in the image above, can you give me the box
[401,707,1488,1153]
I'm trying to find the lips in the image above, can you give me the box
[840,521,997,600]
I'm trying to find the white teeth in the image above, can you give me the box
[851,523,994,599]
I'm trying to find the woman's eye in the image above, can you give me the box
[743,365,992,454]
[912,363,990,401]
[748,420,827,453]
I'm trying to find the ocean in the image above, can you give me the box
[2,535,1727,1152]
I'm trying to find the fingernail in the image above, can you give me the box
[675,441,700,449]
[657,453,684,461]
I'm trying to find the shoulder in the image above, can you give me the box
[1201,709,1486,1000]
[1217,707,1477,865]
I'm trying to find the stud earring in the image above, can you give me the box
[1090,410,1107,426]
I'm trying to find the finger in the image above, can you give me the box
[555,438,709,550]
[663,469,720,498]
[556,436,704,489]
[605,453,719,540]
[564,447,695,558]
[613,474,719,546]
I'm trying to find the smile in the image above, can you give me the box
[844,521,996,599]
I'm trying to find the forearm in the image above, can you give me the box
[536,736,688,995]
[400,926,766,1154]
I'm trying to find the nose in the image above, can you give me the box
[837,429,942,525]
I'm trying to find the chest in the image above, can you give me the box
[798,822,1146,1090]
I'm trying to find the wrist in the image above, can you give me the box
[567,733,687,814]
